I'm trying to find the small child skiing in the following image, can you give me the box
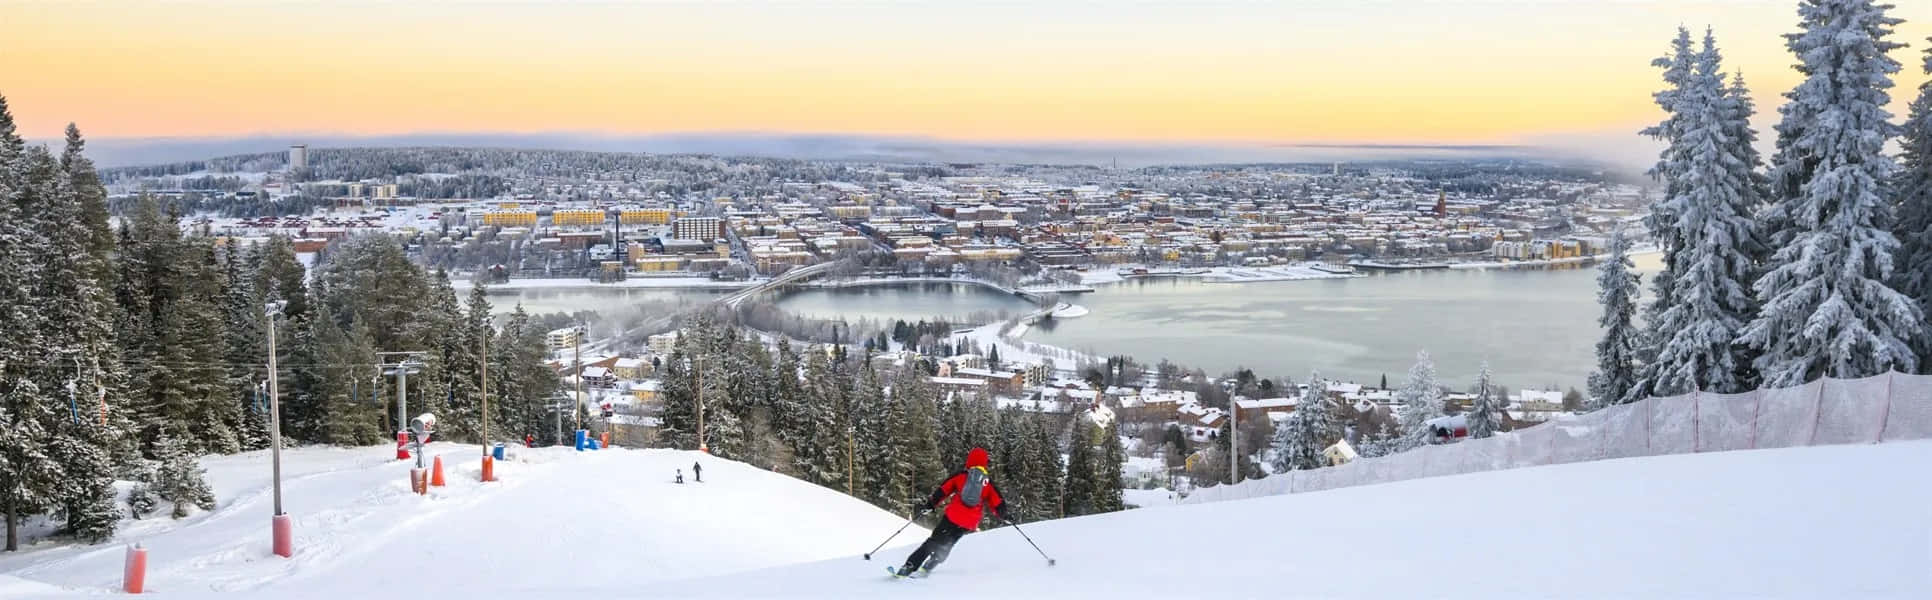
[895,447,1008,578]
[693,461,703,483]
[675,469,684,484]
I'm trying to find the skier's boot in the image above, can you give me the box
[893,565,917,578]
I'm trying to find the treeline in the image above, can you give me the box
[106,193,330,219]
[0,96,560,551]
[655,315,1125,522]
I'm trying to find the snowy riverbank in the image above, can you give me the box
[452,277,758,291]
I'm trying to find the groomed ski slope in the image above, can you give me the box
[0,445,920,597]
[659,440,1932,599]
[3,440,1928,598]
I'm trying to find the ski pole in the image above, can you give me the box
[862,515,917,561]
[864,492,953,560]
[1004,517,1056,566]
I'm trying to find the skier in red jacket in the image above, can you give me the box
[895,447,1009,578]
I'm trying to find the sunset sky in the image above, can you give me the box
[6,1,1932,154]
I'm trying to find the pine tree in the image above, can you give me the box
[1060,418,1098,517]
[1640,30,1765,397]
[890,366,944,510]
[1021,416,1063,521]
[1743,0,1924,385]
[1397,351,1445,448]
[46,420,118,542]
[657,348,699,450]
[221,244,269,451]
[1093,421,1126,513]
[1896,40,1932,371]
[150,430,215,519]
[1634,27,1699,403]
[1467,362,1501,439]
[852,363,893,507]
[1,380,62,551]
[1589,228,1644,408]
[1271,371,1334,472]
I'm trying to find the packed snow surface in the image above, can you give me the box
[0,445,917,597]
[4,440,1928,598]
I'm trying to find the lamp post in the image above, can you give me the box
[265,301,291,558]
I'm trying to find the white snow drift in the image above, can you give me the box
[3,440,1928,598]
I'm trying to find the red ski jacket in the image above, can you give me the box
[927,448,1004,531]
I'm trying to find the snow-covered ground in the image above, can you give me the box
[0,445,915,597]
[662,440,1932,598]
[7,440,1927,598]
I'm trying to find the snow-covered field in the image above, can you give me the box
[0,445,915,597]
[5,440,1927,598]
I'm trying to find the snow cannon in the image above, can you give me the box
[409,413,437,444]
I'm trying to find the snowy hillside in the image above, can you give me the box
[662,440,1932,599]
[0,445,917,596]
[5,441,1929,598]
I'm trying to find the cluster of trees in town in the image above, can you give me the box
[0,97,563,551]
[106,192,332,219]
[654,315,1125,521]
[1592,6,1932,412]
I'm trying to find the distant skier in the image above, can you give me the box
[693,461,703,483]
[675,469,684,484]
[524,433,535,448]
[895,447,1008,578]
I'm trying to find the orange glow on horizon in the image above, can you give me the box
[4,1,1929,147]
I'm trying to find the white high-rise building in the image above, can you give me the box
[289,144,308,172]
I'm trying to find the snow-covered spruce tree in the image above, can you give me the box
[1467,362,1501,439]
[220,244,269,451]
[125,483,156,519]
[796,349,847,488]
[1024,416,1064,521]
[1094,420,1126,514]
[0,100,57,551]
[1897,40,1932,371]
[890,366,944,508]
[1060,418,1098,517]
[1641,30,1765,397]
[1632,27,1698,402]
[45,420,117,542]
[1,380,62,552]
[656,348,699,451]
[150,430,214,519]
[1396,351,1445,449]
[1271,371,1334,472]
[853,362,895,508]
[1743,0,1924,385]
[1589,228,1644,408]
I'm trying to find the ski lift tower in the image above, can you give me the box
[379,352,427,457]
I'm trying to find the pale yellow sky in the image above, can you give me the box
[5,1,1930,146]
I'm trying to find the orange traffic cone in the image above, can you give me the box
[481,455,495,482]
[601,432,610,448]
[431,456,446,487]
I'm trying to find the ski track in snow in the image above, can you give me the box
[5,440,1930,598]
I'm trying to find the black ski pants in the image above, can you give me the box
[903,519,969,571]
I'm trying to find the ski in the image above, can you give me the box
[884,566,930,580]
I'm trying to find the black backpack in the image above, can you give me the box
[959,468,988,508]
